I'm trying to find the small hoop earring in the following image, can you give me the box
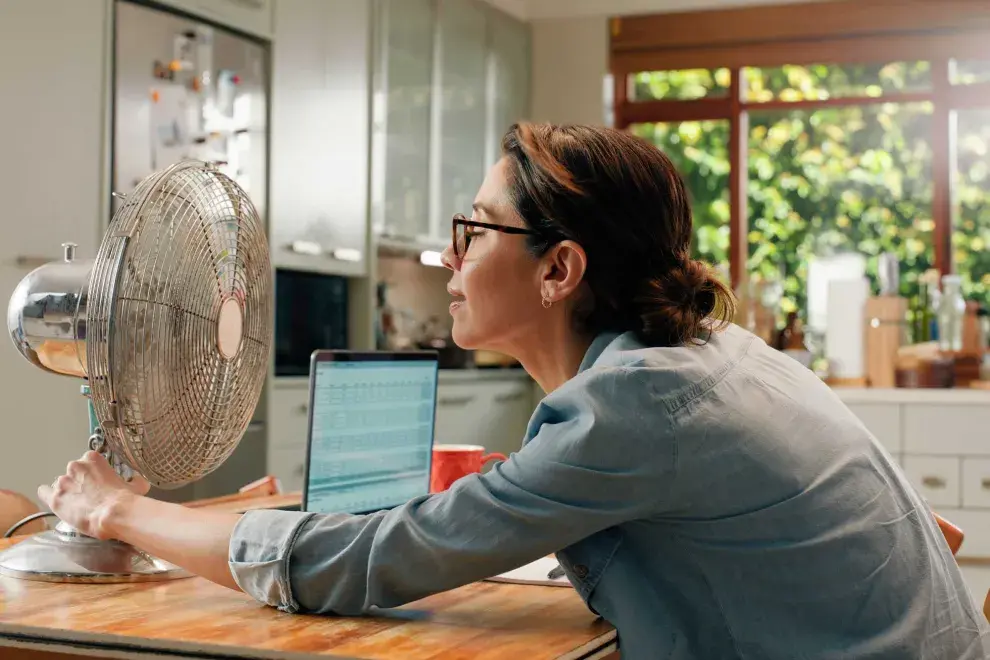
[542,296,552,309]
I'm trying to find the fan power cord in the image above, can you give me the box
[3,512,57,539]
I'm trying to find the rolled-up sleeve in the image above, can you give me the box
[228,366,675,615]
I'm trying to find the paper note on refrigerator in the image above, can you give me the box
[150,82,193,169]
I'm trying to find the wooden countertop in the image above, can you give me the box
[0,494,616,660]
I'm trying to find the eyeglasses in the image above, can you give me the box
[452,213,539,261]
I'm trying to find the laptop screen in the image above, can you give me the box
[303,355,438,515]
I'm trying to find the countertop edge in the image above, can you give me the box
[832,387,990,405]
[274,369,532,389]
[0,622,357,660]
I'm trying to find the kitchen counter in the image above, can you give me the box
[438,367,531,383]
[831,387,990,405]
[273,368,532,390]
[0,493,616,660]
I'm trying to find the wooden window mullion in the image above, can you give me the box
[932,58,953,275]
[729,68,748,288]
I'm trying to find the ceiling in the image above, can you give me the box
[483,0,821,20]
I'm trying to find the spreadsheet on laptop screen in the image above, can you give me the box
[305,359,438,514]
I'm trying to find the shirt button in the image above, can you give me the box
[573,564,589,579]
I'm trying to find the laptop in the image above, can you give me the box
[302,349,440,515]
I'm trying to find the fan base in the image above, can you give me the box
[0,522,190,583]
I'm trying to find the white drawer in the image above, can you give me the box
[963,458,990,509]
[435,383,484,446]
[845,403,901,454]
[903,404,990,455]
[269,386,310,450]
[930,508,990,560]
[902,455,961,508]
[434,380,534,455]
[268,446,307,494]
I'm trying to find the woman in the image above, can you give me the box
[42,124,988,658]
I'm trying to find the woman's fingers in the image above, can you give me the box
[127,474,151,496]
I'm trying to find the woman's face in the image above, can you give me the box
[441,158,546,352]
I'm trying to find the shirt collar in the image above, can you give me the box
[577,332,623,374]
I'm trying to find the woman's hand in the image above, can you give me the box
[37,451,151,540]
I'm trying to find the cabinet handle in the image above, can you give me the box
[980,478,990,490]
[439,395,475,406]
[296,403,308,414]
[922,475,947,489]
[495,391,526,403]
[286,241,362,263]
[294,464,305,476]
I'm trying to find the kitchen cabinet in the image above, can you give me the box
[152,0,274,39]
[486,10,531,167]
[268,383,309,489]
[836,390,990,560]
[372,0,436,243]
[270,0,371,277]
[844,402,901,462]
[372,0,532,247]
[435,377,533,457]
[902,455,962,508]
[434,0,489,230]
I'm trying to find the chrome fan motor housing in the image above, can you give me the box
[7,243,92,378]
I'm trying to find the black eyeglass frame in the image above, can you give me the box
[451,213,540,260]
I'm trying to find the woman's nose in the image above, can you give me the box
[440,243,458,271]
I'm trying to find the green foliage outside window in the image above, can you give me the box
[630,62,990,319]
[953,108,990,301]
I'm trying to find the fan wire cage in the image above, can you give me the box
[86,161,271,489]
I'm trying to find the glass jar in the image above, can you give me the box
[937,274,966,353]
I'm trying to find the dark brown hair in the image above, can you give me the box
[500,122,735,347]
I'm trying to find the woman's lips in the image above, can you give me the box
[447,286,465,314]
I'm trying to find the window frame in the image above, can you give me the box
[610,2,990,288]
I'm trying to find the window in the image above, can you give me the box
[953,107,990,299]
[744,62,932,102]
[629,120,730,266]
[951,59,990,86]
[617,56,990,319]
[630,68,730,101]
[747,102,934,314]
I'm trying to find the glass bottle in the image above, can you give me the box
[374,282,395,350]
[937,274,966,353]
[911,281,930,344]
[779,311,812,368]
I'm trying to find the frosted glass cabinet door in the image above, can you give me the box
[375,0,435,241]
[436,0,488,229]
[488,11,531,169]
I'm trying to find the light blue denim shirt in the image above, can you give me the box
[229,324,990,658]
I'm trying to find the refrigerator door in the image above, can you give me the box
[114,0,270,501]
[114,0,268,225]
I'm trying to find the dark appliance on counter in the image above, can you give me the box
[275,268,349,376]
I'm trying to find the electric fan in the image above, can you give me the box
[0,160,272,583]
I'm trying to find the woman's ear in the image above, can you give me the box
[539,240,587,304]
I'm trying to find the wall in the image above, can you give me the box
[0,0,111,504]
[530,16,609,125]
[377,256,454,341]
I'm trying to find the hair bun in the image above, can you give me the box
[634,260,732,346]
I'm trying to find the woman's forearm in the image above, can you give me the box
[102,493,243,591]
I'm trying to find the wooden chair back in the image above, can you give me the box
[0,489,47,537]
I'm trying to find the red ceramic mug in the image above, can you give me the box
[430,444,507,493]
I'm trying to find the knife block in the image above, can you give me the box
[865,295,907,388]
